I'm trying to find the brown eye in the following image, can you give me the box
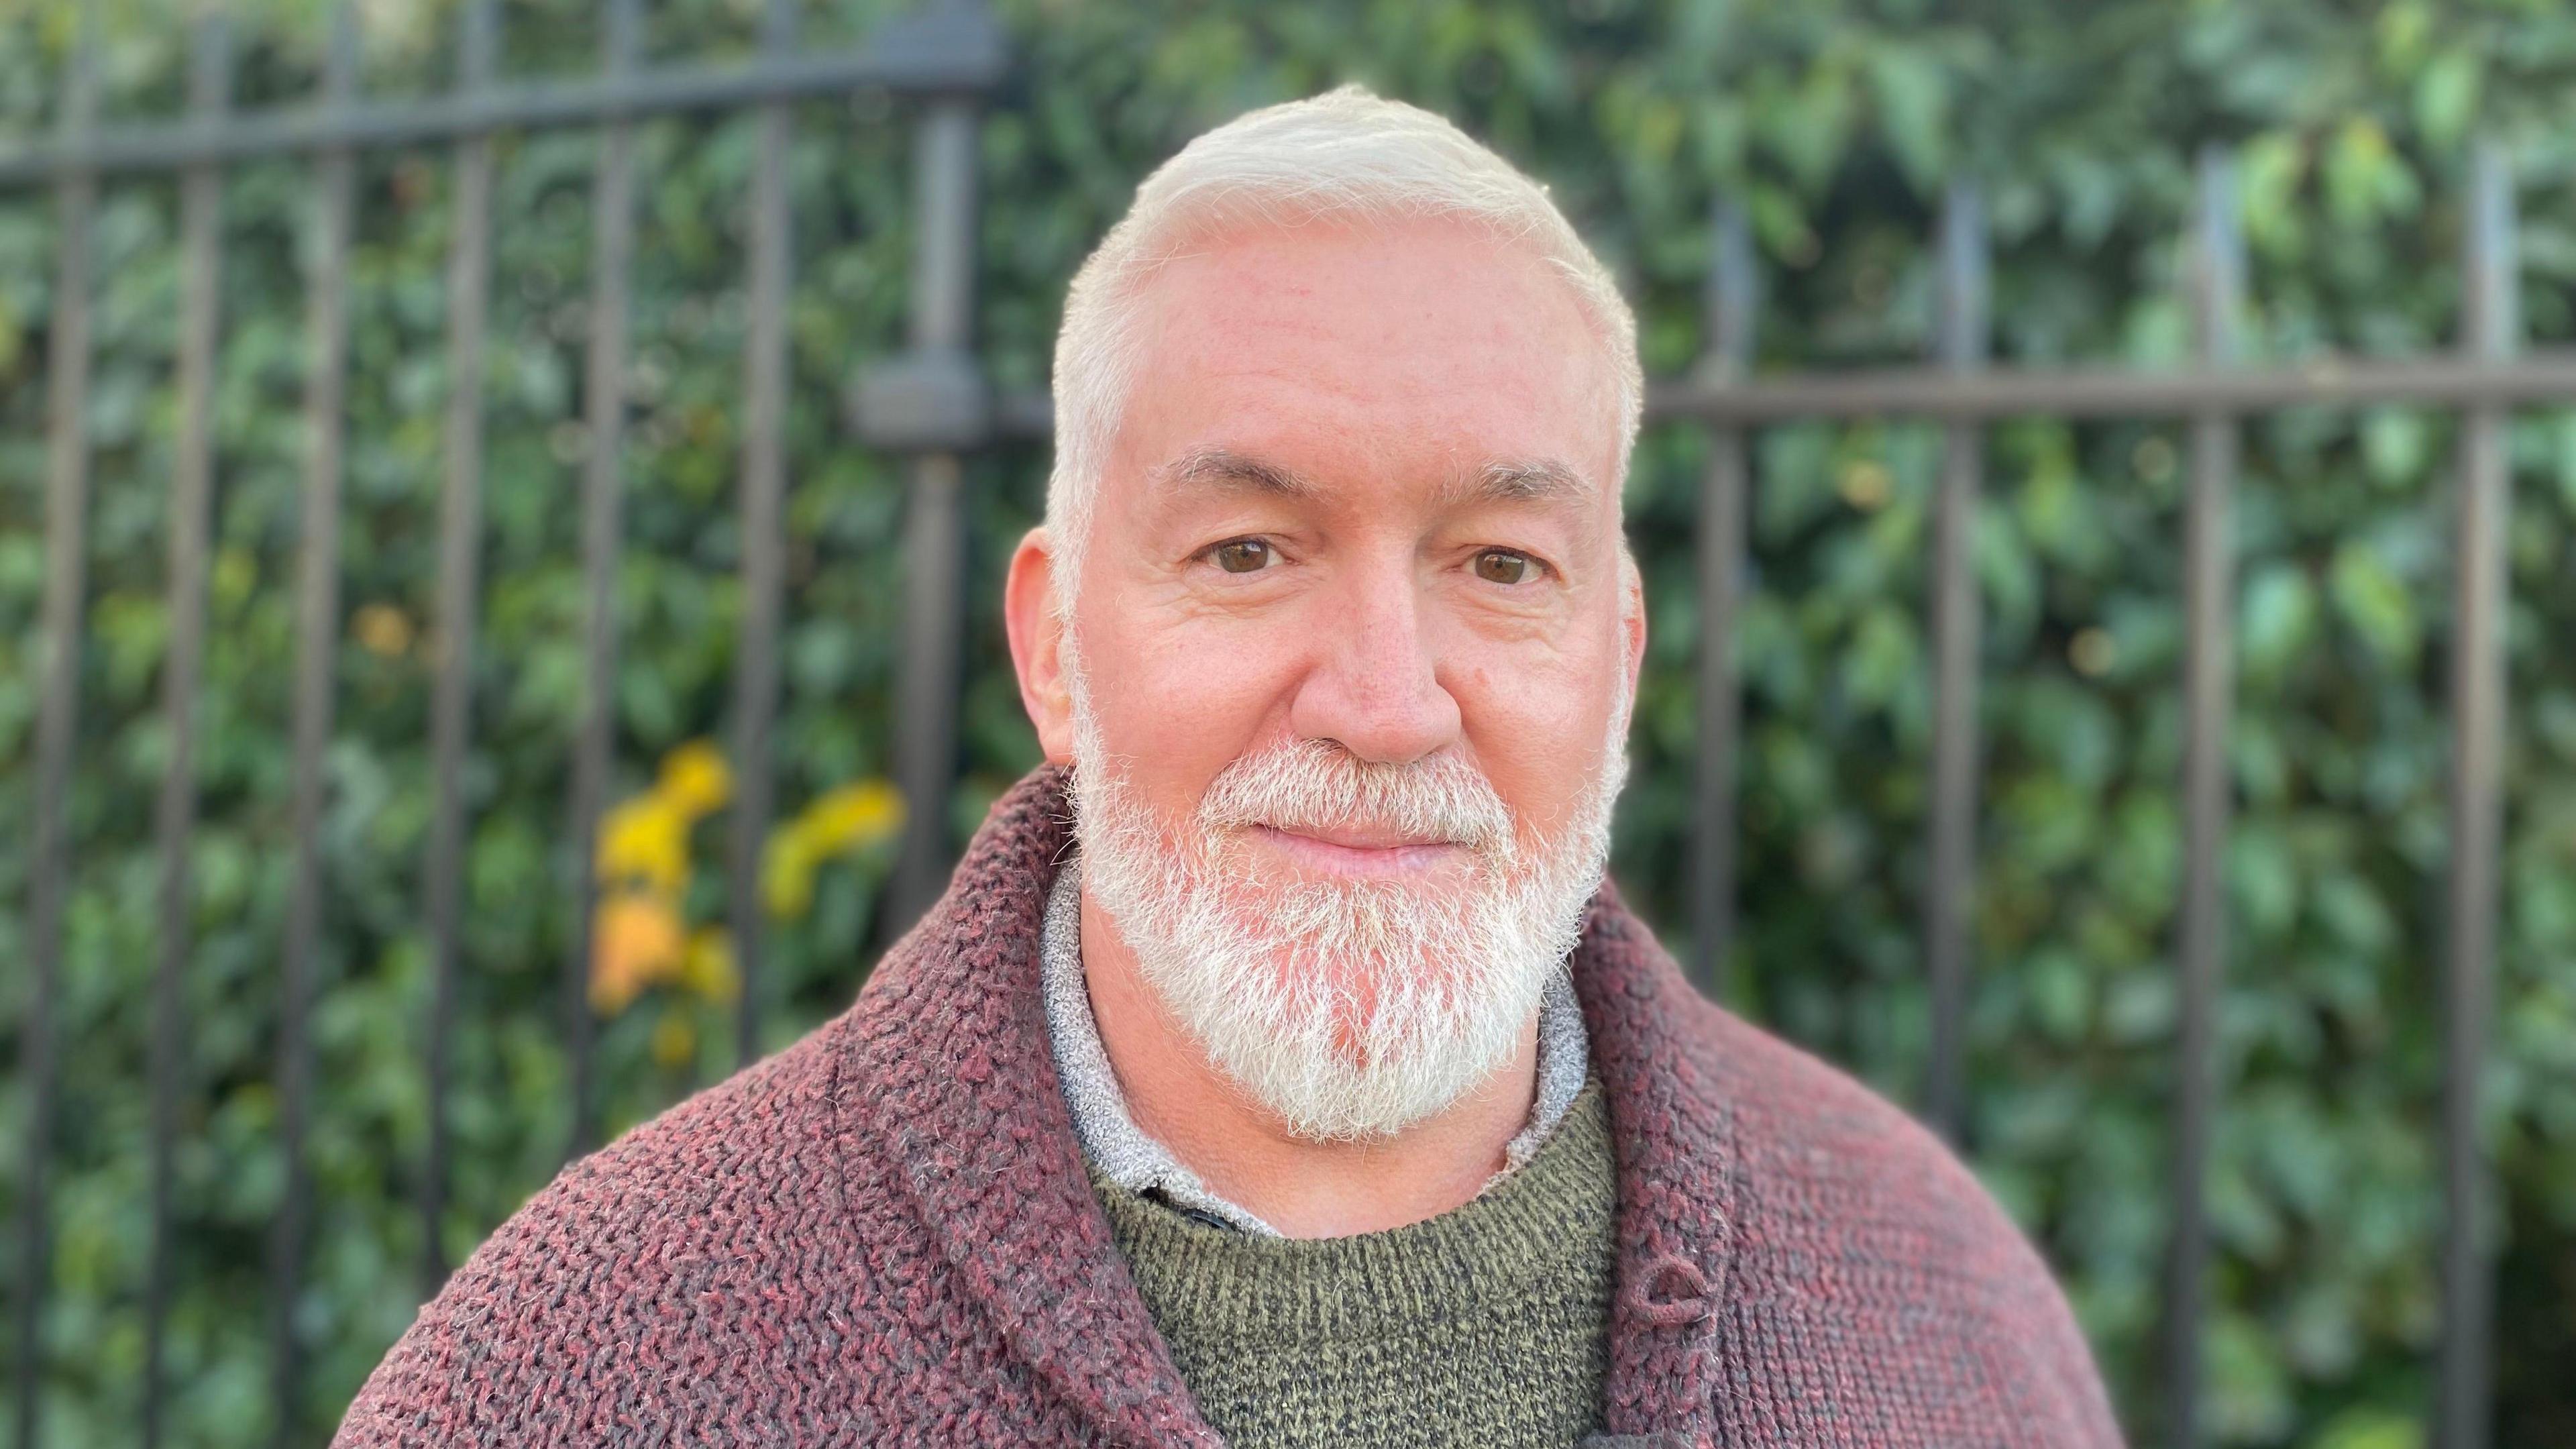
[1473,549,1530,585]
[1214,539,1273,574]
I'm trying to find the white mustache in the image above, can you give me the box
[1195,738,1519,863]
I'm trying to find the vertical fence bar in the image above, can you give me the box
[728,0,796,1068]
[2437,138,2516,1449]
[887,99,981,932]
[268,9,358,1437]
[1923,180,1988,1142]
[421,0,496,1298]
[142,19,231,1448]
[2165,144,2243,1449]
[1690,199,1756,1000]
[563,0,641,1161]
[11,21,97,1449]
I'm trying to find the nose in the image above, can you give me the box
[1286,551,1461,765]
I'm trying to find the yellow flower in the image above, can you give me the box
[763,830,819,922]
[596,795,690,895]
[657,740,733,818]
[596,764,903,978]
[806,780,906,851]
[761,780,906,921]
[590,890,685,1016]
[682,926,740,1004]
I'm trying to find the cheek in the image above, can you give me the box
[1079,600,1299,814]
[1445,623,1625,839]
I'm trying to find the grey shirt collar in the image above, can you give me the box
[1039,857,1591,1236]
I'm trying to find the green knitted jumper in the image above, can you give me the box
[1087,1081,1618,1448]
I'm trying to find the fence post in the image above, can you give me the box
[2437,137,2516,1449]
[885,95,983,932]
[1924,180,1988,1143]
[728,0,798,1069]
[1690,200,1756,1001]
[143,17,232,1449]
[562,0,642,1163]
[421,0,498,1299]
[268,7,359,1434]
[2165,142,2243,1449]
[11,17,97,1449]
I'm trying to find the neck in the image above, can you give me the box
[1078,888,1540,1238]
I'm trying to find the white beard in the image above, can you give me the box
[1065,636,1629,1142]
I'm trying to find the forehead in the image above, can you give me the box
[1105,216,1625,506]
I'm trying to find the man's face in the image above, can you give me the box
[1012,215,1643,1136]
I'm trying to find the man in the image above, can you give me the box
[337,89,2122,1447]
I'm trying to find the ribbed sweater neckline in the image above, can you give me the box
[1087,1080,1614,1344]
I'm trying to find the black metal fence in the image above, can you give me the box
[1663,150,2525,1449]
[0,1,2542,1446]
[7,1,1004,1442]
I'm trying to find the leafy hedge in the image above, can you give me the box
[3,0,2575,1443]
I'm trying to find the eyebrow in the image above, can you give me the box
[1452,458,1590,506]
[1155,446,1321,500]
[1152,447,1593,511]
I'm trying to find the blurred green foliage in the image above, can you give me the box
[2,0,2575,1443]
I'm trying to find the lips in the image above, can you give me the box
[1258,821,1461,851]
[1239,822,1471,877]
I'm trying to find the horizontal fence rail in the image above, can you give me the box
[1646,352,2576,422]
[0,8,2534,1448]
[5,2,1006,1444]
[0,8,1005,186]
[985,348,2576,439]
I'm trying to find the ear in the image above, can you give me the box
[1005,525,1077,763]
[1617,546,1648,719]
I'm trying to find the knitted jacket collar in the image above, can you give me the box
[839,765,1737,1446]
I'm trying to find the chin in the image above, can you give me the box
[1150,907,1543,1140]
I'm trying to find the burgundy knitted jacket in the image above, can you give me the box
[335,767,2124,1447]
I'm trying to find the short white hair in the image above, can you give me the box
[1044,85,1644,601]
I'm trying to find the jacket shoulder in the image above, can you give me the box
[1678,998,2125,1446]
[331,1020,881,1444]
